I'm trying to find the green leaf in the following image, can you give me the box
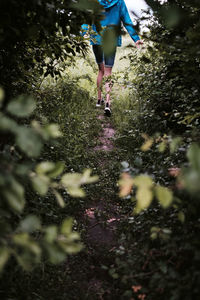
[58,240,82,255]
[61,173,85,197]
[134,175,154,189]
[109,269,119,279]
[0,88,5,107]
[15,163,31,176]
[53,190,65,208]
[36,162,55,175]
[31,175,50,196]
[141,137,154,152]
[162,228,172,234]
[133,175,154,213]
[134,187,153,214]
[0,175,6,186]
[67,187,85,197]
[15,253,34,271]
[36,161,65,178]
[0,247,10,272]
[48,162,65,178]
[18,215,41,233]
[61,218,73,236]
[3,179,25,213]
[13,233,41,270]
[0,112,18,133]
[0,87,4,101]
[162,6,182,28]
[6,95,36,118]
[44,124,62,138]
[170,137,182,153]
[45,244,66,264]
[14,233,33,248]
[45,226,58,243]
[70,0,102,13]
[81,169,99,184]
[62,173,82,187]
[119,173,134,197]
[181,168,200,193]
[16,127,43,157]
[102,27,118,56]
[3,190,24,213]
[150,232,158,240]
[187,144,200,171]
[158,141,166,153]
[14,234,41,257]
[15,244,41,271]
[151,226,160,233]
[178,211,185,223]
[58,219,82,255]
[155,185,173,208]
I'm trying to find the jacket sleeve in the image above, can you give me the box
[81,24,89,36]
[120,0,140,43]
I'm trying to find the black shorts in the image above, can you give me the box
[92,45,117,67]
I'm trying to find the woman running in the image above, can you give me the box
[82,0,143,116]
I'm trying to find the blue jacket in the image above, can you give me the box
[82,0,140,47]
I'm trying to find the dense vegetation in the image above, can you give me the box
[0,0,200,299]
[0,0,102,278]
[110,0,200,298]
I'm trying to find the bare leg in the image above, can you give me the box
[97,63,104,100]
[104,66,112,105]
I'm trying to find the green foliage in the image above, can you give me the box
[137,0,199,134]
[119,173,174,214]
[0,0,102,276]
[110,1,200,298]
[62,169,99,198]
[0,90,99,272]
[0,0,102,95]
[181,144,200,194]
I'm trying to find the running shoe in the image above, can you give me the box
[104,102,111,117]
[96,99,101,107]
[101,98,105,105]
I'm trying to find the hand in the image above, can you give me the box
[135,40,143,49]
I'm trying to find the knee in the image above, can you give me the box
[100,69,104,76]
[98,63,104,74]
[100,68,105,76]
[104,66,112,77]
[105,81,111,93]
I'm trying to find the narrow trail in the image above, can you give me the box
[66,110,123,299]
[85,114,120,299]
[94,115,115,152]
[85,113,119,247]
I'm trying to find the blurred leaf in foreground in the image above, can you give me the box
[6,95,36,118]
[155,185,173,209]
[118,172,134,197]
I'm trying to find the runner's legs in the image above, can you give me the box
[92,45,117,104]
[104,48,116,105]
[92,45,104,101]
[97,63,104,101]
[104,66,112,105]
